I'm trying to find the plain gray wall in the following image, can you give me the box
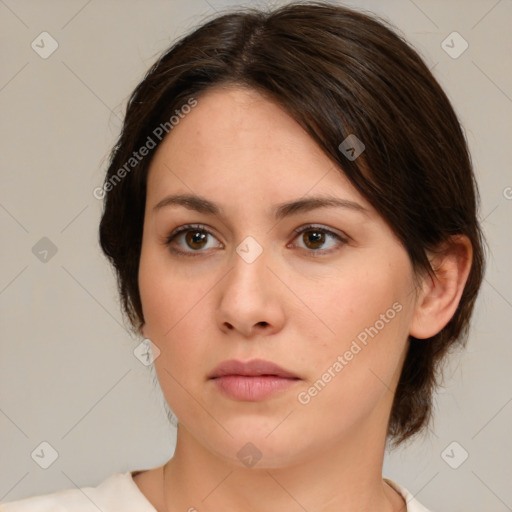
[1,1,511,510]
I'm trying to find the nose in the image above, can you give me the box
[215,246,286,338]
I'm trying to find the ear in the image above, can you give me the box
[139,323,147,339]
[409,235,473,339]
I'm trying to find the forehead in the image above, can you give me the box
[146,85,370,211]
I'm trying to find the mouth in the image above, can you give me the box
[209,358,300,379]
[208,359,301,401]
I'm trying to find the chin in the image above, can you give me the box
[193,419,312,470]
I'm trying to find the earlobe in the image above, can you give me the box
[409,235,473,340]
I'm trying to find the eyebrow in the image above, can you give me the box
[152,193,368,220]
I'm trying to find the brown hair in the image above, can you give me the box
[98,1,485,446]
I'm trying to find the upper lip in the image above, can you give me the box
[208,359,300,379]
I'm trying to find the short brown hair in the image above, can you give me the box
[98,1,485,446]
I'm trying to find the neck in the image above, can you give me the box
[161,417,404,512]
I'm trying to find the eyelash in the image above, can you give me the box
[164,224,348,257]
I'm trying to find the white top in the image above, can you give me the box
[0,472,433,511]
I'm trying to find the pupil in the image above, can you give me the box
[184,230,325,251]
[187,230,207,249]
[306,231,324,249]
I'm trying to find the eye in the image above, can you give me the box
[290,224,348,254]
[164,224,223,256]
[164,223,348,257]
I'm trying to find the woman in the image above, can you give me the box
[1,1,484,511]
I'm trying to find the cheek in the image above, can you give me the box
[292,288,410,443]
[140,264,212,419]
[138,249,217,374]
[139,247,205,335]
[302,265,406,347]
[295,256,413,397]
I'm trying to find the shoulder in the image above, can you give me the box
[0,472,156,512]
[384,478,435,512]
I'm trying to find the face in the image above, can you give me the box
[138,86,420,468]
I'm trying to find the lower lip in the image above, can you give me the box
[211,375,299,401]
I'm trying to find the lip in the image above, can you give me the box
[208,359,300,401]
[209,358,299,379]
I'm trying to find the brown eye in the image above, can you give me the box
[165,224,223,256]
[292,225,348,254]
[302,230,326,250]
[184,230,208,250]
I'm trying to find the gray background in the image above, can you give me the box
[1,0,511,510]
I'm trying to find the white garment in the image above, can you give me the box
[0,472,433,511]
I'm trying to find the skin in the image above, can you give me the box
[134,85,472,512]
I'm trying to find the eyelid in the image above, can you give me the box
[289,224,349,254]
[164,223,223,254]
[164,223,349,256]
[165,223,218,243]
[292,223,349,242]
